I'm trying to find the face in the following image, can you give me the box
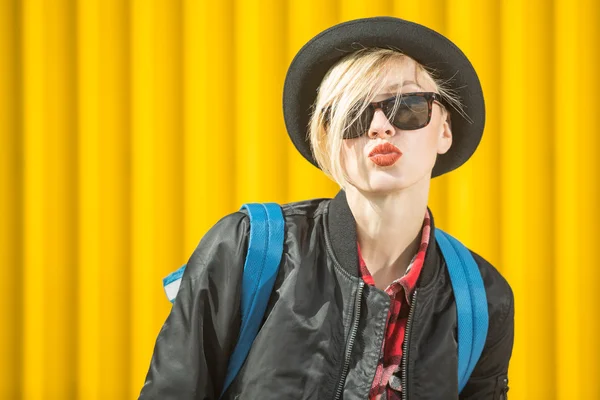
[340,58,453,194]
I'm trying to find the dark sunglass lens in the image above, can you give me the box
[343,107,372,139]
[391,95,430,130]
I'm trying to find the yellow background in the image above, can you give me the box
[1,0,598,399]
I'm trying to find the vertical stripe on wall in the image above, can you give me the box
[77,0,100,398]
[22,0,47,398]
[46,1,78,398]
[522,1,556,398]
[2,1,598,399]
[0,0,23,398]
[578,1,600,397]
[553,0,600,398]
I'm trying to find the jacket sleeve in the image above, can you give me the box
[459,256,515,400]
[138,211,250,400]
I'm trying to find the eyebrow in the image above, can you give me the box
[383,80,424,91]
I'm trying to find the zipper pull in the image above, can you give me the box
[497,375,509,399]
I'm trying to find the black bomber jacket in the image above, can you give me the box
[139,190,514,400]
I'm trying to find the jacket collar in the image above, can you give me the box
[326,189,441,288]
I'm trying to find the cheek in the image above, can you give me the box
[341,139,372,186]
[341,139,365,167]
[405,129,439,158]
[421,120,445,154]
[400,129,441,176]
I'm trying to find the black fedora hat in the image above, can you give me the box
[282,16,485,178]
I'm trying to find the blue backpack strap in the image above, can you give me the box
[435,228,489,393]
[219,202,285,398]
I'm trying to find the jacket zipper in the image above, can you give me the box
[333,280,364,400]
[401,289,417,400]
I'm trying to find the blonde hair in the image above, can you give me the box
[308,48,464,189]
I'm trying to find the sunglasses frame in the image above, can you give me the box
[322,92,445,139]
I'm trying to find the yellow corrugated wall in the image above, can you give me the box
[1,0,598,399]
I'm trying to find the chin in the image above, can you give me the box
[358,173,415,194]
[343,160,431,194]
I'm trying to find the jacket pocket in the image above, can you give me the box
[494,375,509,399]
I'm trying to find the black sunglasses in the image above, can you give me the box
[323,92,445,139]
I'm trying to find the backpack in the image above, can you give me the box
[162,203,489,397]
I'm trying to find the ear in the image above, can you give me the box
[437,113,452,155]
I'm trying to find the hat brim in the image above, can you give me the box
[282,16,485,178]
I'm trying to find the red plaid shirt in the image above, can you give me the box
[357,209,431,400]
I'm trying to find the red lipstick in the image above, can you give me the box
[368,142,402,167]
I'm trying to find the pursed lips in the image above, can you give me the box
[368,142,403,167]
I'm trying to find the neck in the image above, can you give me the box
[344,178,430,289]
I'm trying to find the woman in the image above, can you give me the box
[139,17,514,399]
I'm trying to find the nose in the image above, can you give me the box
[367,108,396,139]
